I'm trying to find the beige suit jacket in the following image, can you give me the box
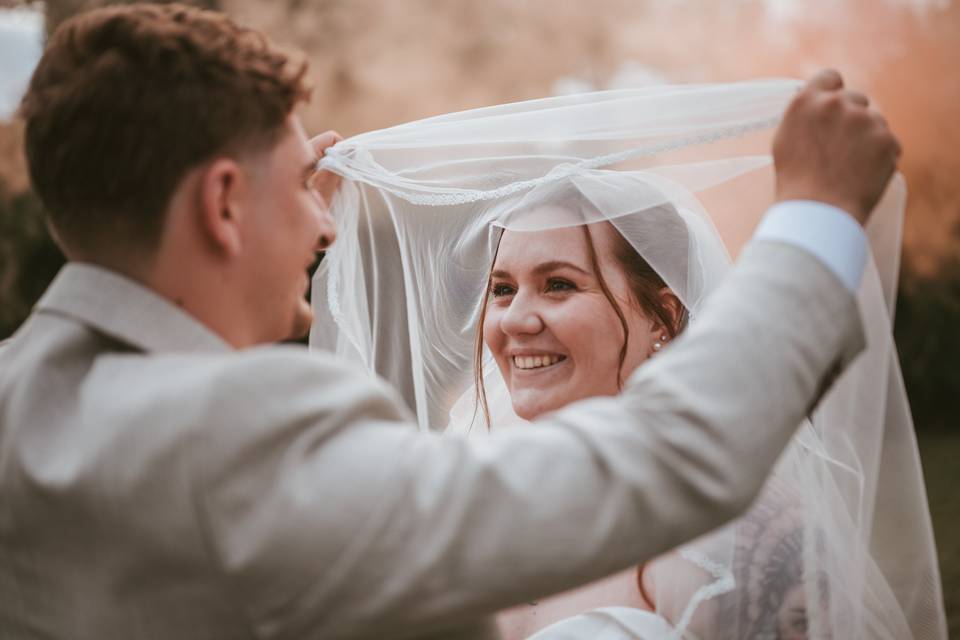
[0,241,863,639]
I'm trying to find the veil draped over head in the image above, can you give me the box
[309,80,946,639]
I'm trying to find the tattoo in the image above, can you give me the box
[712,478,825,640]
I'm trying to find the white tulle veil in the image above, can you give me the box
[309,80,946,639]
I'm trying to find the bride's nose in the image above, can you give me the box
[499,292,545,336]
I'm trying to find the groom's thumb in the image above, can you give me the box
[311,130,343,157]
[807,69,844,93]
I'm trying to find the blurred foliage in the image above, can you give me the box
[0,185,63,339]
[918,429,960,636]
[895,241,960,432]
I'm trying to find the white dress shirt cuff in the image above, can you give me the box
[753,201,868,292]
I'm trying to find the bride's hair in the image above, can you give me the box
[473,193,689,427]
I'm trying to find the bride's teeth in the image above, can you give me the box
[514,355,563,369]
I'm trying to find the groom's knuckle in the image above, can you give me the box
[851,108,873,127]
[822,92,843,110]
[869,120,893,144]
[882,136,901,161]
[890,135,903,157]
[875,118,896,144]
[813,93,842,120]
[791,88,813,108]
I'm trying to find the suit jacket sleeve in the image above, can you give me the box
[190,240,865,639]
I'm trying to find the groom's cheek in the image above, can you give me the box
[290,299,315,341]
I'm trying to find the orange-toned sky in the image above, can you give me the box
[222,0,959,275]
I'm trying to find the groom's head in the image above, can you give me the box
[20,3,337,346]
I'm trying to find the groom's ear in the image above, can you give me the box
[198,157,247,258]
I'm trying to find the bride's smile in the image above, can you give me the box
[482,222,676,420]
[511,353,567,370]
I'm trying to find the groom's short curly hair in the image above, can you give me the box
[19,2,311,258]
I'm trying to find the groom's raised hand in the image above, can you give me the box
[773,69,901,225]
[309,130,344,208]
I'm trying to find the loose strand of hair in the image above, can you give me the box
[473,233,503,431]
[581,224,630,390]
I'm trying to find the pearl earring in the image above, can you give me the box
[652,334,668,352]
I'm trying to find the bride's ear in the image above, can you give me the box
[657,287,685,337]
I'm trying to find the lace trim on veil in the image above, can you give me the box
[669,549,737,639]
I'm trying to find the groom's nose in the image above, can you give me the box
[315,205,337,251]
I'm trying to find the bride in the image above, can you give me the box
[310,80,946,638]
[454,181,851,639]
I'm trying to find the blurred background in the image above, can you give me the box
[1,0,957,632]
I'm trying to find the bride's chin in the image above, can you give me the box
[511,393,566,421]
[288,301,314,341]
[514,405,545,422]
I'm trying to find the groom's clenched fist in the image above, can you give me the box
[773,69,901,225]
[309,130,344,207]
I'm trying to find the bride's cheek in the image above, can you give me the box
[482,311,505,350]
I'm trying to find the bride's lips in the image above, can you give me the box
[508,351,569,374]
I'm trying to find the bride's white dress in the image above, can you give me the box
[525,607,673,640]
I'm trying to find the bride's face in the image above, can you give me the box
[483,224,661,420]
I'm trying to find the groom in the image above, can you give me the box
[0,4,900,640]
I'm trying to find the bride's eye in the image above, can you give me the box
[490,282,515,298]
[545,278,575,293]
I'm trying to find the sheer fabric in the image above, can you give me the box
[310,80,946,639]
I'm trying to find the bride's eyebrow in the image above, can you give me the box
[532,260,590,276]
[490,261,591,280]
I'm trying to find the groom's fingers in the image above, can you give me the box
[845,91,869,108]
[311,130,342,156]
[309,130,344,206]
[881,114,902,158]
[774,71,900,225]
[310,169,342,208]
[804,70,868,111]
[807,68,844,92]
